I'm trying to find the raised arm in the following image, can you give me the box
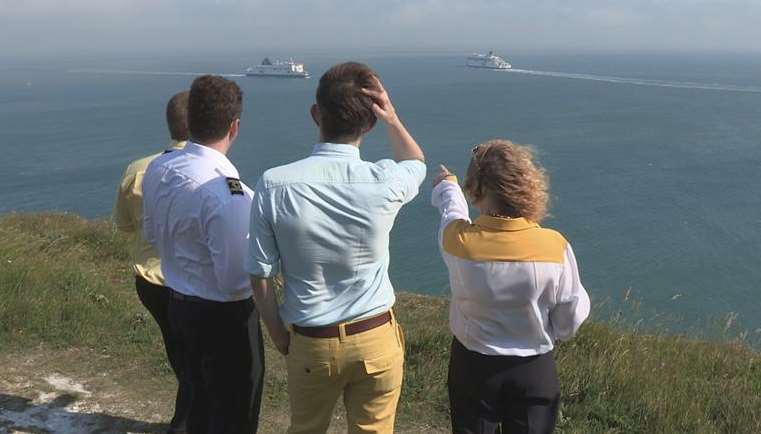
[362,77,424,162]
[431,165,471,247]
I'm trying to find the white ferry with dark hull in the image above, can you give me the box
[245,57,309,78]
[466,51,512,70]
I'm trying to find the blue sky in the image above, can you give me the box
[2,0,759,54]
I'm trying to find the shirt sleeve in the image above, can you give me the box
[203,190,253,292]
[245,179,281,278]
[550,243,591,341]
[113,167,136,232]
[430,178,471,248]
[376,159,427,205]
[141,165,158,246]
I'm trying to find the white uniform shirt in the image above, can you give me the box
[432,180,591,356]
[142,141,254,302]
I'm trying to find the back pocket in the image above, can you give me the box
[287,358,332,383]
[362,353,404,392]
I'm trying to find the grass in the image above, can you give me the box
[1,212,760,433]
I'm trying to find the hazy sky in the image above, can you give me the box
[3,0,760,55]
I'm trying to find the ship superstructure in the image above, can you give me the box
[245,57,309,78]
[466,51,512,70]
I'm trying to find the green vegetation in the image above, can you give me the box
[1,213,760,433]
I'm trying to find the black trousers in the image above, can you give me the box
[168,291,265,434]
[135,276,191,434]
[448,337,560,434]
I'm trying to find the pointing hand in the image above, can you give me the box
[433,164,456,187]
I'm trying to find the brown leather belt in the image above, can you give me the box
[293,311,392,339]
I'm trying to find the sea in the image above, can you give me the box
[2,51,761,344]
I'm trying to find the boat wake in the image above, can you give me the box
[68,69,245,78]
[69,67,761,94]
[505,68,761,94]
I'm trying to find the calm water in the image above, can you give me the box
[2,52,761,341]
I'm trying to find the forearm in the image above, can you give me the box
[549,293,590,341]
[113,201,136,233]
[250,277,288,338]
[387,118,424,162]
[552,245,591,341]
[431,179,470,248]
[362,76,424,162]
[432,179,470,222]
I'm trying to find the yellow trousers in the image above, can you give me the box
[286,314,405,434]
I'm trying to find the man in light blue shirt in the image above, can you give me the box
[247,62,425,433]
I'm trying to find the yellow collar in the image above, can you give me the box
[474,215,538,231]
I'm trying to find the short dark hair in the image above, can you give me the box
[188,75,243,144]
[166,91,189,141]
[316,62,378,142]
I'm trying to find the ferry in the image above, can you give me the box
[245,57,309,78]
[466,51,512,70]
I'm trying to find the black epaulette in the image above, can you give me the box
[226,177,244,195]
[162,149,175,154]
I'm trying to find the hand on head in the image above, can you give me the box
[361,77,400,126]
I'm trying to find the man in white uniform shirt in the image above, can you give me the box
[142,75,263,434]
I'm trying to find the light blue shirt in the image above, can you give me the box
[246,143,426,326]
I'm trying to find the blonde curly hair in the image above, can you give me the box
[463,139,549,223]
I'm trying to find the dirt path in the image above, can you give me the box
[0,347,329,434]
[0,347,441,434]
[0,348,170,434]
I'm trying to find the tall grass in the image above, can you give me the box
[1,213,760,433]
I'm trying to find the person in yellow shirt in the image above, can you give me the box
[113,91,190,434]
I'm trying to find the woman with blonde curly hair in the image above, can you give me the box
[431,139,590,434]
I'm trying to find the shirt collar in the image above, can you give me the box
[311,143,361,160]
[184,141,239,176]
[474,215,539,232]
